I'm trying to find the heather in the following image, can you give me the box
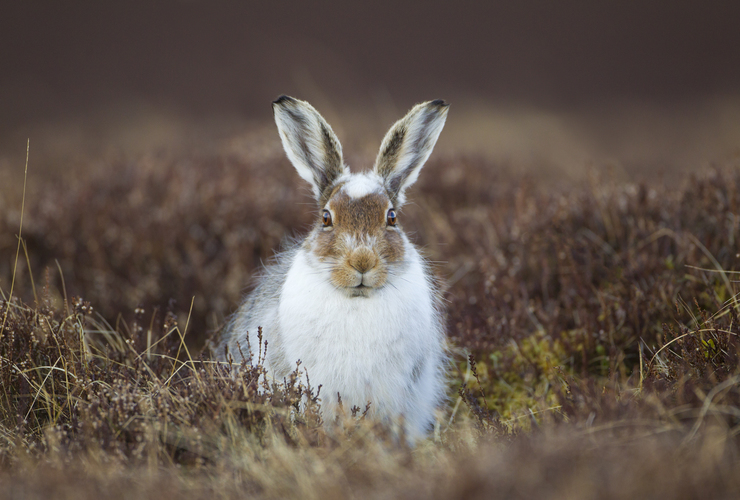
[2,127,740,498]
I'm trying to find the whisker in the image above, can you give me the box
[386,271,413,285]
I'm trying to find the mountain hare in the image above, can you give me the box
[218,96,449,441]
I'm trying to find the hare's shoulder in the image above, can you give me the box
[217,243,301,360]
[239,242,302,316]
[257,243,301,291]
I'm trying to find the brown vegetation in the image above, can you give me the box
[1,126,740,498]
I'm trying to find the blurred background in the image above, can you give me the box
[2,0,740,176]
[2,1,740,345]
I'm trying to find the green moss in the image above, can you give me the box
[463,332,569,425]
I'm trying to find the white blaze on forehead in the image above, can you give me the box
[340,172,385,199]
[340,232,379,249]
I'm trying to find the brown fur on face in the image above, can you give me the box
[312,189,405,293]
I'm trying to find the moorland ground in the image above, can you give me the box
[1,115,740,499]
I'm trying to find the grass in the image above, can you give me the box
[1,125,740,498]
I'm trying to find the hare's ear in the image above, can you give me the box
[273,96,347,201]
[373,100,448,206]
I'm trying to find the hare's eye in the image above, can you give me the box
[386,209,397,227]
[322,210,333,227]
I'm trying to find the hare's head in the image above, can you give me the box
[272,96,448,297]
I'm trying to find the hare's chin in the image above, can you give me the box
[348,284,374,298]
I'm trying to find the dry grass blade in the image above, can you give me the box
[0,139,29,339]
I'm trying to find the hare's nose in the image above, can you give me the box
[349,247,378,274]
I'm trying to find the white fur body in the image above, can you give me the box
[221,219,446,440]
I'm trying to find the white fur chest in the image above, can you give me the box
[277,248,434,416]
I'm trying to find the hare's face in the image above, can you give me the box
[310,173,404,296]
[272,95,448,296]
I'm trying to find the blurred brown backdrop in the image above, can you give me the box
[2,1,740,173]
[2,1,740,344]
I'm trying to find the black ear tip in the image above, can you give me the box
[273,95,296,106]
[430,99,449,107]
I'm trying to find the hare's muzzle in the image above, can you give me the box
[349,247,378,275]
